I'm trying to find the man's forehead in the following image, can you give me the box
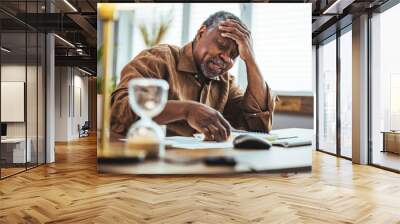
[218,33,235,45]
[209,27,235,45]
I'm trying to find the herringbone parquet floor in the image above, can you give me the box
[1,135,400,224]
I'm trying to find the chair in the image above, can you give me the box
[78,121,90,138]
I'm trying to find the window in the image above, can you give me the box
[114,4,183,83]
[252,4,312,93]
[0,1,46,179]
[318,36,337,155]
[390,75,400,130]
[371,3,400,171]
[339,28,352,158]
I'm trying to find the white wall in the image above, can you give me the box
[54,67,89,141]
[312,45,317,133]
[55,66,69,141]
[72,73,89,138]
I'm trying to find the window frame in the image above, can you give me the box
[368,0,400,173]
[315,23,353,161]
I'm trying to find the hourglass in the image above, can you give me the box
[126,78,169,159]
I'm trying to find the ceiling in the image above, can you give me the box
[0,0,394,75]
[310,0,390,43]
[0,0,97,74]
[99,0,391,42]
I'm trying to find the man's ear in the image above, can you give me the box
[195,25,207,41]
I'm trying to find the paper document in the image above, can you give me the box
[194,130,296,142]
[119,137,233,149]
[164,136,233,149]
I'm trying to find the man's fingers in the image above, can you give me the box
[219,24,247,40]
[218,25,237,33]
[221,32,240,43]
[208,122,228,142]
[220,20,250,37]
[214,121,228,141]
[202,126,213,140]
[207,124,223,141]
[217,113,231,137]
[226,19,251,36]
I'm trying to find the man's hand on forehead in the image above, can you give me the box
[218,19,254,62]
[219,19,251,36]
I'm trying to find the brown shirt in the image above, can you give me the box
[110,42,276,138]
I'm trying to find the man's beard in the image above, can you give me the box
[200,63,216,79]
[200,57,226,79]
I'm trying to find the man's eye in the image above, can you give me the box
[230,51,238,59]
[218,43,227,50]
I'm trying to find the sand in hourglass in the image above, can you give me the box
[126,136,161,159]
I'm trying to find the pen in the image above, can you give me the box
[276,136,298,140]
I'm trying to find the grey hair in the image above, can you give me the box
[202,11,245,30]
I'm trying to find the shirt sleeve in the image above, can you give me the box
[222,75,277,133]
[110,49,167,137]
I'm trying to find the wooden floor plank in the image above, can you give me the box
[0,135,400,223]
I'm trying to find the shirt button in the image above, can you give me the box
[194,74,199,79]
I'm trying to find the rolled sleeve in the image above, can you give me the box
[243,111,272,132]
[223,76,277,133]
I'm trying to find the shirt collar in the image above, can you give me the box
[177,42,198,74]
[177,41,222,82]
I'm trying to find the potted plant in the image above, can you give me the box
[96,10,173,134]
[138,11,173,48]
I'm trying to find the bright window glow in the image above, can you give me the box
[340,29,352,158]
[371,2,400,168]
[390,74,400,129]
[252,4,312,92]
[318,37,337,154]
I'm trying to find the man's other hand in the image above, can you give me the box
[219,19,254,63]
[185,102,231,142]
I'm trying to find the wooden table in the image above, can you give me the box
[382,131,400,154]
[98,128,313,175]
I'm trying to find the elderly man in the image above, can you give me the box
[110,11,276,142]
